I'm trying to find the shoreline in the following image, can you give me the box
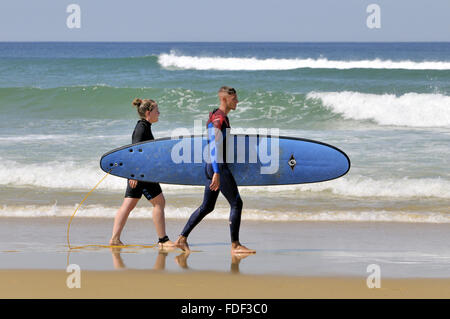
[1,269,450,299]
[1,217,450,279]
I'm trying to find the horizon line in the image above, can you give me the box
[1,40,450,44]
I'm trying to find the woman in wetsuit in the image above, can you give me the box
[109,98,174,249]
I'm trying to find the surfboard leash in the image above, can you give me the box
[66,166,158,251]
[66,167,112,250]
[66,165,203,256]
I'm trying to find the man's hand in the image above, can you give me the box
[129,179,138,189]
[209,173,220,191]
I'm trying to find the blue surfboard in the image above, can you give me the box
[100,135,350,186]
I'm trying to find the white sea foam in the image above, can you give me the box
[0,134,127,144]
[0,159,449,199]
[0,134,82,144]
[239,176,450,199]
[0,135,68,142]
[0,159,127,191]
[1,204,449,223]
[158,52,450,71]
[307,91,450,128]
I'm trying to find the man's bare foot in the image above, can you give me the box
[174,235,190,252]
[109,238,124,246]
[158,240,176,251]
[231,242,256,255]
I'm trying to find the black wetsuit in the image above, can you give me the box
[124,119,162,200]
[180,109,243,242]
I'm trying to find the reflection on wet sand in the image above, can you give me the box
[231,254,252,274]
[153,251,168,270]
[175,251,190,269]
[109,248,254,273]
[110,247,126,269]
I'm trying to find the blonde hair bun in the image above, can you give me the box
[132,98,143,108]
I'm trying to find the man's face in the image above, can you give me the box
[227,93,239,110]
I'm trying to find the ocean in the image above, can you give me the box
[0,42,449,225]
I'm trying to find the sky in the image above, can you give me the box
[0,0,449,42]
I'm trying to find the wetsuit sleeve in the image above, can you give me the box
[208,122,220,174]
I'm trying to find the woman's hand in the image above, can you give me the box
[129,179,138,189]
[209,173,220,191]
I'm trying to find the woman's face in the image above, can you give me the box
[146,105,160,123]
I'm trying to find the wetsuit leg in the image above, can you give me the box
[180,177,220,238]
[218,165,243,243]
[180,164,243,242]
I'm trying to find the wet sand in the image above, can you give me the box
[1,217,450,298]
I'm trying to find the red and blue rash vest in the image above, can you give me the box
[207,108,230,173]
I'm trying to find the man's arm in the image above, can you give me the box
[207,121,223,191]
[207,122,221,174]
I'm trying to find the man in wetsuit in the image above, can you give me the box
[175,86,256,255]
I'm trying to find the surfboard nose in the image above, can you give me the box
[100,154,123,174]
[100,146,148,180]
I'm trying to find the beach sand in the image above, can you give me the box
[1,269,450,299]
[1,217,450,299]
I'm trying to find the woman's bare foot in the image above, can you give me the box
[174,235,190,252]
[231,242,256,255]
[109,237,124,246]
[158,240,176,251]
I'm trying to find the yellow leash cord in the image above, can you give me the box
[66,169,111,249]
[66,168,158,250]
